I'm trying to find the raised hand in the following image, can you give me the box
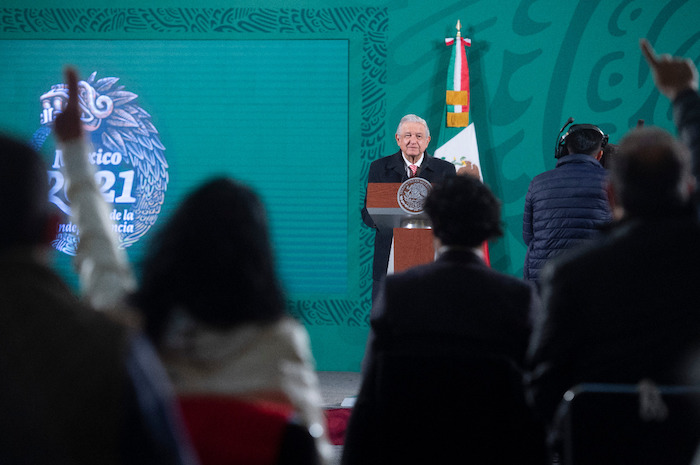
[53,67,83,142]
[640,38,698,101]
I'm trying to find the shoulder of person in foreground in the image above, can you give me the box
[121,331,200,465]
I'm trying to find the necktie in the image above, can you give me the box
[409,164,418,177]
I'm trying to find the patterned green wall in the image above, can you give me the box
[2,0,699,370]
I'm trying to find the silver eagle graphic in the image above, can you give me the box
[40,72,168,252]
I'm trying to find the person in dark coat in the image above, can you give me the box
[361,114,455,301]
[640,37,700,465]
[527,126,700,430]
[346,175,545,465]
[522,124,612,282]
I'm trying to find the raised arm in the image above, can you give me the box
[640,38,698,101]
[640,39,700,187]
[54,67,136,311]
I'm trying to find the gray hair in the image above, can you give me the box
[396,114,430,138]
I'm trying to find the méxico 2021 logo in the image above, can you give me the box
[32,72,168,255]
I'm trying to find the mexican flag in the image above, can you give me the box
[434,23,490,265]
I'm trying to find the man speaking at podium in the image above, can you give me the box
[362,114,455,301]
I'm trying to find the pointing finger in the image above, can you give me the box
[64,67,79,113]
[640,38,659,68]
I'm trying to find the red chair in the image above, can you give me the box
[178,395,319,465]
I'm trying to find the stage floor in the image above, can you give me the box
[318,371,362,408]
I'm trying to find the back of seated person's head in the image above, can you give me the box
[135,177,286,342]
[566,127,606,156]
[610,126,693,218]
[424,175,503,248]
[600,142,619,169]
[0,135,52,251]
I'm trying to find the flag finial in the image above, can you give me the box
[456,20,461,38]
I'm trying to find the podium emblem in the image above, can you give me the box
[397,177,432,214]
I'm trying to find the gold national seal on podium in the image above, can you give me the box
[397,177,432,214]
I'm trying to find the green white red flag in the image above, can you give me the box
[435,22,490,265]
[444,36,472,128]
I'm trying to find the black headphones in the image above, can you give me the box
[554,118,608,159]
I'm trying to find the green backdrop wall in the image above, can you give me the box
[1,0,699,371]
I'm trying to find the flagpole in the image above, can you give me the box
[435,19,491,265]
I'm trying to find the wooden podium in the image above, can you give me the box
[366,182,435,273]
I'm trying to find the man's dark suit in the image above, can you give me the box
[361,150,455,300]
[528,211,700,426]
[342,249,543,464]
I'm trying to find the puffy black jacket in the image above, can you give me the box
[522,154,611,281]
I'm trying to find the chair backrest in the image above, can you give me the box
[178,395,319,465]
[554,382,700,465]
[372,335,546,464]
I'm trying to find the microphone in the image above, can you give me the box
[558,117,575,134]
[554,117,574,158]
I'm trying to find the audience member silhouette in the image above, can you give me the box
[344,175,545,465]
[0,67,196,465]
[523,123,612,282]
[132,177,330,465]
[640,37,700,465]
[527,125,700,444]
